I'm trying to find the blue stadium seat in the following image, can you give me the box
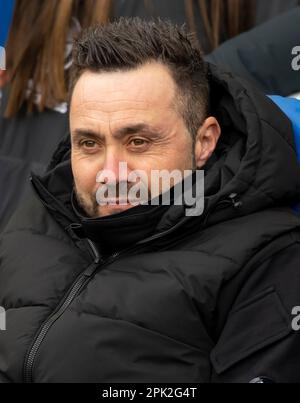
[269,95,300,212]
[0,0,15,46]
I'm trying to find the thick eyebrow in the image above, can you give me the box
[72,124,162,142]
[72,129,103,142]
[113,123,162,140]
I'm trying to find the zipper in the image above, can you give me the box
[23,271,91,383]
[23,238,146,383]
[22,224,178,383]
[23,193,241,382]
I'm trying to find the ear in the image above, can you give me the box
[194,117,221,168]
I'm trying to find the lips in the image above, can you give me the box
[99,198,141,205]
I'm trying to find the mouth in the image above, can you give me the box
[98,199,142,206]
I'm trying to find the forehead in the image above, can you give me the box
[70,62,177,117]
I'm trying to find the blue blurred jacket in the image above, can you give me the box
[0,0,15,46]
[270,96,300,212]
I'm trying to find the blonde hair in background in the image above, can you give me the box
[5,0,112,117]
[184,0,256,52]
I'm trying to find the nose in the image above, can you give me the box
[97,147,128,185]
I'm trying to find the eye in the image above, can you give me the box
[81,140,97,149]
[129,138,148,147]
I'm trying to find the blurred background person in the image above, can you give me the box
[0,0,113,231]
[114,0,256,54]
[114,0,300,53]
[206,6,300,97]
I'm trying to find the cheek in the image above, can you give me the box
[176,138,194,168]
[157,142,193,171]
[71,155,99,194]
[138,137,193,172]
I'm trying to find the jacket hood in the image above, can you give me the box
[31,63,300,235]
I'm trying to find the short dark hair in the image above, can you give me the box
[71,18,210,138]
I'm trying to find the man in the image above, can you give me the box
[0,18,300,383]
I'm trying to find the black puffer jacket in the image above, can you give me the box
[0,65,300,383]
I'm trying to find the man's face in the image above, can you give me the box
[70,62,196,218]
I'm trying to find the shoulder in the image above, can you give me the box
[0,190,75,253]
